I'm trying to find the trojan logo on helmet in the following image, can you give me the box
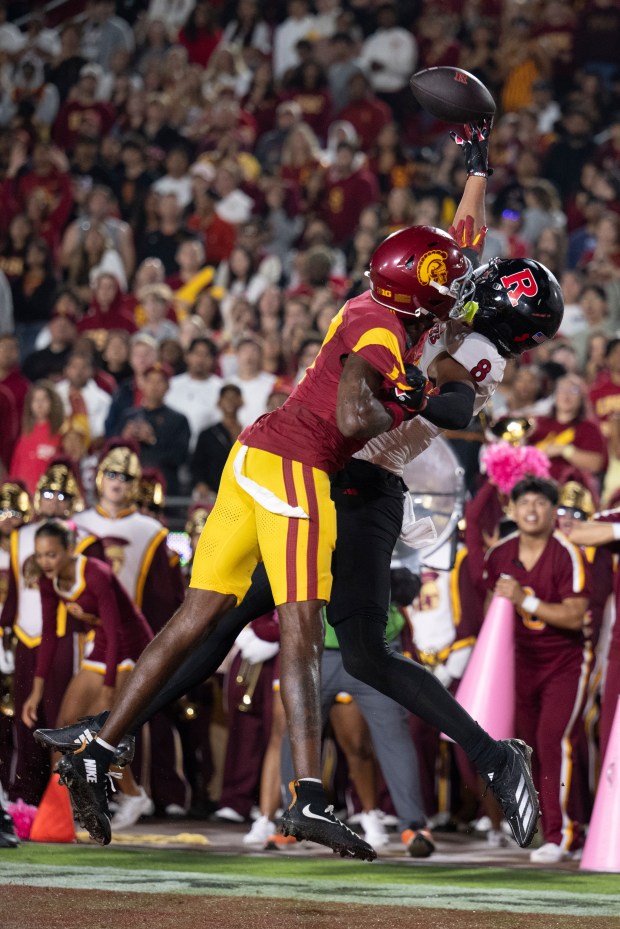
[367,226,475,321]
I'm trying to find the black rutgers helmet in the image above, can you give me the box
[471,258,564,357]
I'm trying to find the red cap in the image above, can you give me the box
[143,361,173,382]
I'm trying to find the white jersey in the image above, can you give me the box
[73,507,167,607]
[354,320,505,477]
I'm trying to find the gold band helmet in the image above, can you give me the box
[34,459,84,514]
[0,481,33,523]
[135,469,166,511]
[95,442,142,497]
[558,481,595,519]
[185,504,213,537]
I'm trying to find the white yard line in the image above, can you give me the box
[0,864,618,917]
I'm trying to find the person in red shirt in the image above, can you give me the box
[319,140,380,247]
[52,64,116,155]
[10,381,64,494]
[0,334,30,421]
[337,71,393,153]
[0,139,73,256]
[177,1,222,66]
[529,374,607,483]
[185,164,237,266]
[485,476,591,863]
[78,269,137,353]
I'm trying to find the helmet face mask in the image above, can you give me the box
[469,258,564,357]
[95,446,142,500]
[368,226,474,321]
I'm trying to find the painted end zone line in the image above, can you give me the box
[0,864,618,917]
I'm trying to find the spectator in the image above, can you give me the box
[101,329,133,386]
[138,283,180,344]
[1,138,73,258]
[53,63,116,155]
[81,0,135,72]
[191,382,243,494]
[0,265,13,336]
[357,2,417,126]
[327,32,363,114]
[78,268,137,352]
[186,163,237,266]
[177,0,222,67]
[138,192,187,275]
[165,336,223,451]
[46,22,87,104]
[215,245,270,327]
[10,238,57,359]
[213,158,255,226]
[0,52,59,129]
[60,185,136,283]
[0,332,29,420]
[114,134,156,240]
[22,293,79,383]
[542,105,598,204]
[272,0,317,82]
[147,0,196,40]
[55,350,112,443]
[225,337,276,429]
[151,146,193,210]
[528,375,607,483]
[337,71,392,154]
[571,284,615,370]
[10,380,64,493]
[119,361,190,494]
[319,140,380,248]
[220,0,271,71]
[104,331,158,436]
[281,59,333,144]
[589,337,620,434]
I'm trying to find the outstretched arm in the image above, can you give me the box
[448,121,493,255]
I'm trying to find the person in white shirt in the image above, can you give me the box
[147,0,195,39]
[226,337,276,429]
[272,0,317,81]
[165,336,223,452]
[214,158,255,226]
[151,146,193,210]
[357,3,417,96]
[55,350,112,442]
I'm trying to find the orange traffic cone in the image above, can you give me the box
[581,697,620,872]
[30,772,75,843]
[443,594,515,742]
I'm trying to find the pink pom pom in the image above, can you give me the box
[482,442,550,495]
[7,798,38,840]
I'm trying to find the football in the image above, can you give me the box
[409,67,496,123]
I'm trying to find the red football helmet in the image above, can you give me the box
[368,225,475,320]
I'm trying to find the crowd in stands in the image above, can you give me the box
[1,0,620,859]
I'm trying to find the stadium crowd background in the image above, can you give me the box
[1,0,620,858]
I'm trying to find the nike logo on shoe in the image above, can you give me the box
[301,804,335,824]
[84,759,98,783]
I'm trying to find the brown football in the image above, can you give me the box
[410,67,496,123]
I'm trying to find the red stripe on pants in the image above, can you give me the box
[303,464,319,601]
[282,459,299,603]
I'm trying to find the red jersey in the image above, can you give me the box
[589,372,620,425]
[36,556,152,688]
[484,530,590,663]
[529,415,607,480]
[240,291,411,473]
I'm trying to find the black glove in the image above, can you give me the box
[391,363,428,414]
[450,120,493,178]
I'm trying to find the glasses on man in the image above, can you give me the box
[41,491,73,501]
[556,508,588,520]
[103,470,132,483]
[0,510,24,519]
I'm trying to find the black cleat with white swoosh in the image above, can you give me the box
[483,739,539,848]
[281,780,376,861]
[56,742,117,846]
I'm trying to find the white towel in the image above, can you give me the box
[233,445,309,519]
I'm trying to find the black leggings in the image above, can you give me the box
[133,460,503,771]
[329,460,502,771]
